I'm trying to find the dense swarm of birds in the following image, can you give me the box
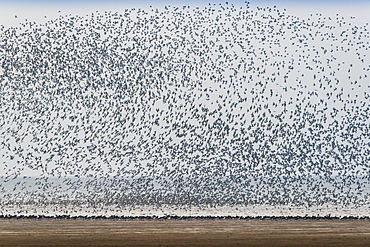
[0,2,369,215]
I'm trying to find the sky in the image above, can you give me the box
[0,0,369,214]
[0,0,370,29]
[1,0,369,176]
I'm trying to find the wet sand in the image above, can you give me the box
[0,218,369,247]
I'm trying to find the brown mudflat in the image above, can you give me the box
[0,218,369,247]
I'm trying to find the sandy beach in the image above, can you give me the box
[0,218,369,247]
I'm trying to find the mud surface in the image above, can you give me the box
[0,219,369,246]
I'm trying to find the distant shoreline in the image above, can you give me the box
[1,215,369,220]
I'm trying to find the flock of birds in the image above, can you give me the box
[0,2,369,216]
